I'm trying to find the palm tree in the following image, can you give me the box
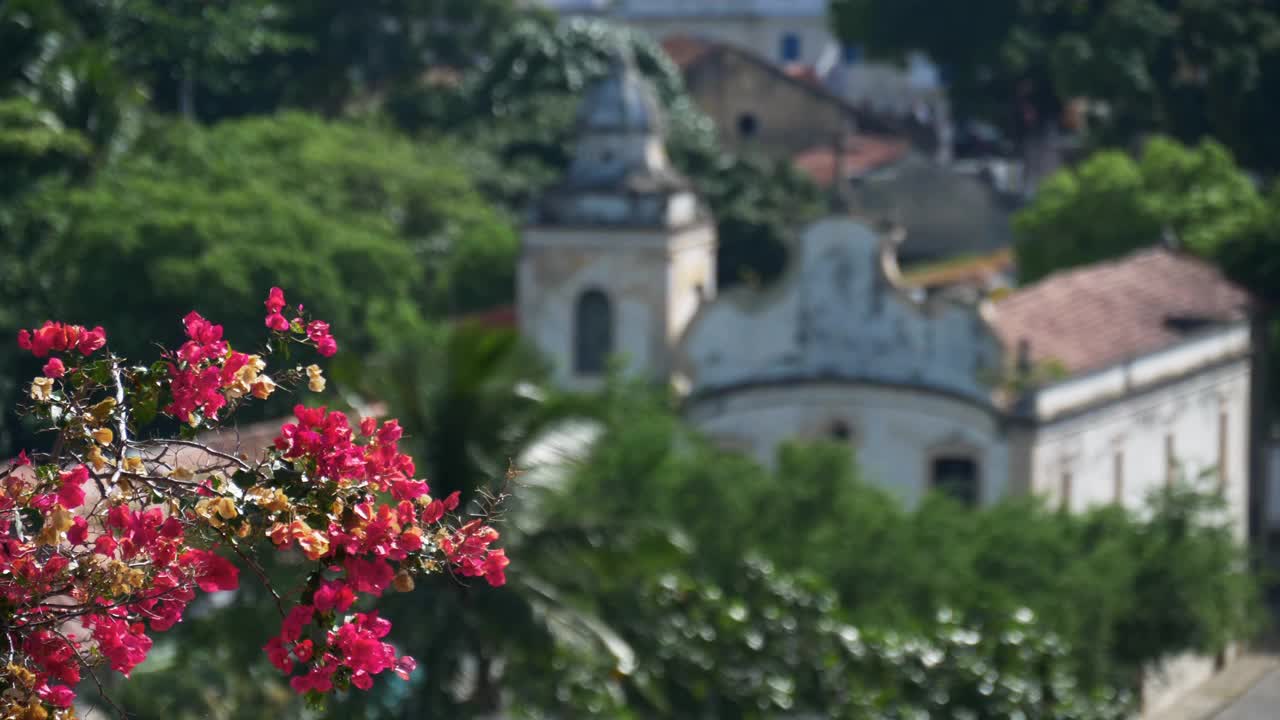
[332,322,629,719]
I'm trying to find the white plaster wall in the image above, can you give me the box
[685,382,1008,507]
[1024,360,1249,534]
[519,224,715,391]
[666,229,717,346]
[519,235,661,391]
[678,218,1001,403]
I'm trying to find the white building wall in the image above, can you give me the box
[666,231,717,347]
[685,383,1008,507]
[1024,358,1249,534]
[519,224,715,391]
[678,219,1001,402]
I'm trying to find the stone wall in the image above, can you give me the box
[683,48,856,157]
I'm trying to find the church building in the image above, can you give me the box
[517,49,1253,533]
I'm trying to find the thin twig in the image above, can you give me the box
[108,360,129,496]
[133,438,253,473]
[50,627,129,720]
[220,529,286,618]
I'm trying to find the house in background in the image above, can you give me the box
[540,0,837,66]
[660,35,943,160]
[843,154,1024,268]
[513,43,1252,719]
[538,0,951,155]
[646,33,1018,273]
[519,47,1252,518]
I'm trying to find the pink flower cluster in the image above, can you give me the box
[268,608,415,693]
[16,321,107,379]
[2,469,241,708]
[16,321,107,358]
[445,519,511,587]
[165,311,237,422]
[263,403,507,692]
[4,289,508,715]
[23,632,80,708]
[265,286,337,356]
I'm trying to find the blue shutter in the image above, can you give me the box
[780,33,801,62]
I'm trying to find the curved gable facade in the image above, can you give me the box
[676,218,1009,506]
[677,218,1003,403]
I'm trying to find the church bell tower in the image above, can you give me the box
[517,46,717,391]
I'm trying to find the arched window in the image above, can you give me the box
[931,456,979,507]
[828,420,852,442]
[574,289,612,375]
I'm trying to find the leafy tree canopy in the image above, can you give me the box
[390,16,825,288]
[0,112,517,454]
[831,0,1280,170]
[1,0,530,123]
[24,113,513,352]
[1014,136,1263,283]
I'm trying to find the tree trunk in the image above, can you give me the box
[1248,303,1272,569]
[180,59,196,120]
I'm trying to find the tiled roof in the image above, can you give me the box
[991,247,1249,375]
[661,35,908,139]
[782,63,822,87]
[660,36,715,69]
[792,135,910,188]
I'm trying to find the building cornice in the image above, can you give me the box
[1013,324,1250,424]
[683,375,1000,419]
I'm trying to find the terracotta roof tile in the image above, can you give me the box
[792,135,910,188]
[991,248,1249,375]
[782,63,821,87]
[661,35,714,69]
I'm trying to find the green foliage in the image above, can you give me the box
[540,381,1258,708]
[1,0,148,153]
[0,98,92,191]
[831,0,1280,170]
[0,111,516,454]
[391,16,824,288]
[1216,183,1280,306]
[536,557,1132,719]
[2,0,527,123]
[1013,136,1262,283]
[1013,149,1158,282]
[80,342,1258,718]
[1,3,1263,716]
[111,0,300,118]
[222,0,531,119]
[22,112,514,356]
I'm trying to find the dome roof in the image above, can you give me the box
[575,46,664,134]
